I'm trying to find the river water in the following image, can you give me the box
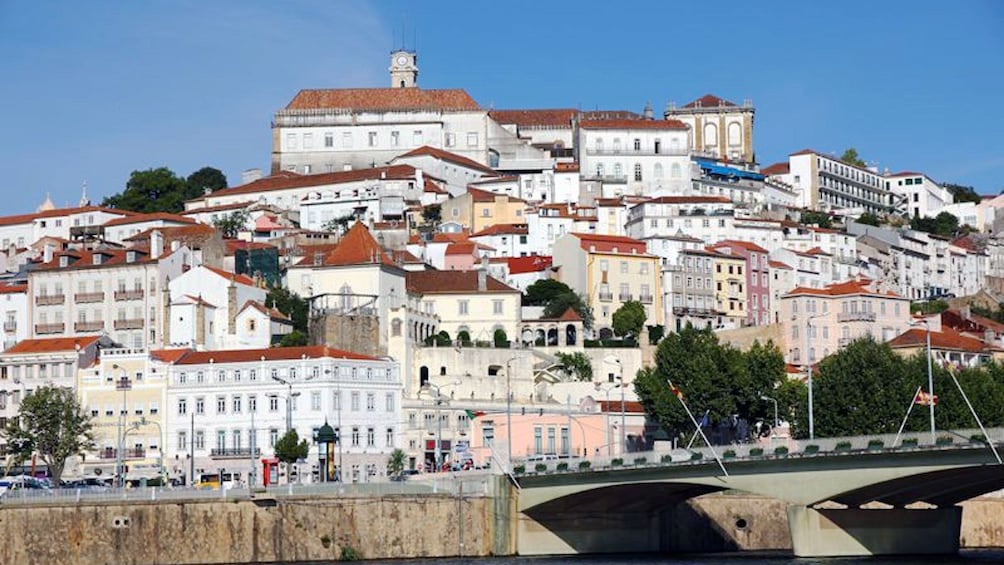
[281,552,1004,565]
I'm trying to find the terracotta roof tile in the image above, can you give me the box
[406,270,518,294]
[103,213,197,228]
[488,109,577,128]
[203,266,256,286]
[466,187,525,203]
[0,283,27,294]
[557,308,583,322]
[579,119,688,130]
[784,278,901,298]
[299,222,396,268]
[507,255,552,275]
[205,166,418,200]
[3,336,101,355]
[571,233,650,255]
[176,345,379,365]
[150,349,192,364]
[889,327,999,353]
[761,162,790,176]
[708,239,769,254]
[768,260,793,270]
[681,94,738,109]
[397,146,497,175]
[471,224,528,237]
[240,300,290,321]
[285,88,480,111]
[0,206,135,228]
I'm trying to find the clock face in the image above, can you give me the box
[397,56,408,66]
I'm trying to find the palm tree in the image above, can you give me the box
[387,448,406,479]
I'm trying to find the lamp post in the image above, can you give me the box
[422,381,459,472]
[912,319,936,443]
[603,356,624,455]
[504,357,518,469]
[805,314,825,441]
[130,417,164,486]
[594,382,621,456]
[271,375,298,434]
[760,395,779,430]
[113,365,132,488]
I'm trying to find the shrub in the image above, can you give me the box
[901,438,919,447]
[835,441,852,452]
[424,330,451,347]
[534,463,547,473]
[513,464,526,474]
[867,439,884,450]
[340,546,361,561]
[457,330,472,346]
[749,447,764,457]
[633,457,647,466]
[493,328,509,348]
[690,452,703,461]
[803,444,820,454]
[936,435,954,446]
[556,462,568,472]
[970,434,987,444]
[611,458,623,467]
[660,454,673,464]
[774,446,789,456]
[723,449,736,459]
[578,461,591,471]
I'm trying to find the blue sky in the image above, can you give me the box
[1,1,1002,215]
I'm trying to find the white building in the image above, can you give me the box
[102,213,199,245]
[0,205,133,251]
[886,171,953,219]
[664,94,756,164]
[166,266,273,350]
[470,224,532,258]
[391,146,498,196]
[771,149,901,214]
[625,196,736,245]
[0,282,28,351]
[578,119,693,197]
[165,345,401,485]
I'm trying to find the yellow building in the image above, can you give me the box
[78,347,180,483]
[552,233,662,339]
[442,187,526,233]
[712,252,747,329]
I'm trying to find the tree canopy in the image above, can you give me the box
[612,300,646,337]
[856,212,882,227]
[274,429,310,483]
[634,325,788,441]
[800,210,833,229]
[266,286,309,334]
[3,386,93,485]
[387,448,407,479]
[102,166,227,214]
[944,183,982,204]
[910,211,960,237]
[524,279,574,306]
[840,148,866,167]
[212,210,250,239]
[555,351,593,382]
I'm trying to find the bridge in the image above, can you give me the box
[513,430,1004,557]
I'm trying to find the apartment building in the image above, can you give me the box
[578,119,693,196]
[552,233,662,339]
[664,94,755,164]
[405,269,521,345]
[0,205,133,252]
[770,149,901,214]
[886,172,953,219]
[440,188,526,233]
[708,240,771,326]
[664,248,719,332]
[0,283,28,350]
[165,346,401,485]
[524,203,598,255]
[778,278,912,365]
[625,195,735,245]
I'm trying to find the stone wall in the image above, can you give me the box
[0,493,494,565]
[311,314,381,356]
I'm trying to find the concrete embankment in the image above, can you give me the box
[1,489,1002,564]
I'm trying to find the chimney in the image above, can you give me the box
[150,230,163,259]
[961,305,971,320]
[171,240,180,252]
[241,168,263,184]
[985,329,995,346]
[227,276,237,335]
[643,101,653,120]
[478,265,487,292]
[43,243,54,263]
[126,250,137,263]
[415,168,424,190]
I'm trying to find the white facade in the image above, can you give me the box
[785,150,900,214]
[103,215,197,245]
[298,175,425,230]
[625,196,736,245]
[165,346,401,485]
[0,284,28,351]
[886,172,953,219]
[0,206,131,251]
[167,266,267,350]
[578,120,693,196]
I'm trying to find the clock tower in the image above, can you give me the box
[389,50,418,88]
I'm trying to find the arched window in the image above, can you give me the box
[419,366,429,387]
[391,318,402,337]
[728,122,742,147]
[670,163,681,178]
[704,123,718,146]
[654,163,664,178]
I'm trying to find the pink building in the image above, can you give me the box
[708,240,771,326]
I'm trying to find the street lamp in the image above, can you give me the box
[504,357,518,469]
[912,318,936,443]
[112,365,132,488]
[760,395,779,430]
[805,314,825,441]
[421,381,459,472]
[129,417,164,486]
[603,356,624,455]
[594,382,622,456]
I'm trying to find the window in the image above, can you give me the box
[633,138,641,151]
[341,132,352,147]
[195,397,205,415]
[351,427,360,447]
[493,300,503,315]
[445,133,456,147]
[216,396,226,414]
[367,427,375,447]
[303,133,313,149]
[413,130,423,145]
[385,393,394,412]
[391,131,400,146]
[351,392,360,411]
[368,131,377,147]
[286,133,297,150]
[178,431,188,452]
[459,300,469,315]
[311,391,321,411]
[195,430,205,450]
[386,427,394,446]
[215,430,226,451]
[467,132,479,147]
[633,163,642,181]
[620,261,628,274]
[366,393,375,411]
[269,428,278,447]
[324,132,333,147]
[269,396,279,412]
[232,396,242,413]
[249,395,257,413]
[178,398,187,415]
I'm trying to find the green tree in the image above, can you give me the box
[387,448,407,479]
[212,209,250,239]
[274,429,310,484]
[186,166,228,195]
[322,213,356,234]
[266,286,309,334]
[102,167,190,213]
[493,328,509,348]
[840,148,866,167]
[542,292,593,329]
[423,204,441,224]
[647,325,665,345]
[612,300,646,338]
[800,210,833,229]
[524,279,574,306]
[911,300,950,315]
[424,330,451,347]
[555,351,593,382]
[944,183,982,204]
[457,330,472,346]
[911,211,959,237]
[857,212,881,226]
[277,330,308,347]
[2,386,93,485]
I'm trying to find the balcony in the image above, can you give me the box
[618,293,633,302]
[114,290,145,301]
[113,319,144,330]
[673,306,717,317]
[598,292,613,302]
[35,323,64,334]
[639,294,654,304]
[210,447,261,459]
[35,295,64,306]
[837,311,876,323]
[74,321,105,332]
[585,147,688,157]
[3,321,15,332]
[74,292,105,303]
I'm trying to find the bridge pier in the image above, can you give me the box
[787,505,962,557]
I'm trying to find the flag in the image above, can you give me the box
[915,390,939,406]
[464,409,486,419]
[670,385,684,400]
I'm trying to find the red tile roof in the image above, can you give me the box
[240,300,291,322]
[3,336,101,355]
[555,163,580,173]
[466,186,525,203]
[557,308,583,322]
[785,278,902,298]
[0,283,27,294]
[203,266,256,286]
[124,224,218,244]
[36,248,156,271]
[507,255,552,275]
[768,260,793,270]
[205,166,418,199]
[644,195,732,204]
[103,213,196,228]
[0,206,135,228]
[488,109,578,128]
[471,223,528,237]
[302,222,396,268]
[285,88,480,111]
[445,241,483,256]
[150,349,191,364]
[406,270,518,294]
[708,240,769,254]
[682,94,738,109]
[579,119,688,130]
[571,233,649,255]
[180,201,258,215]
[176,345,379,365]
[761,162,790,176]
[888,327,999,353]
[397,145,497,175]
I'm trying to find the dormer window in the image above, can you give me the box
[92,254,103,265]
[59,255,70,267]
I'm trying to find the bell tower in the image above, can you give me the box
[389,49,418,88]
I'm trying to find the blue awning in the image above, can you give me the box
[696,159,764,181]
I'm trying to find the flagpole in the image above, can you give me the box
[669,381,728,477]
[894,386,922,448]
[948,372,1002,464]
[686,410,710,450]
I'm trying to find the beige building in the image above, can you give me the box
[405,269,521,345]
[711,252,748,330]
[779,278,912,366]
[552,233,662,339]
[664,94,755,164]
[441,187,527,233]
